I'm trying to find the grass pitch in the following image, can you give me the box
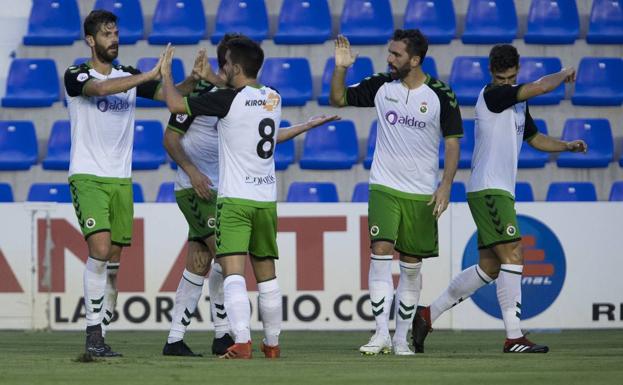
[0,330,621,385]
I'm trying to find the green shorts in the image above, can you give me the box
[368,185,438,258]
[215,198,278,259]
[175,188,217,243]
[467,190,521,249]
[68,174,134,246]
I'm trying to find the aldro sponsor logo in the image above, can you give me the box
[96,96,130,112]
[385,110,426,128]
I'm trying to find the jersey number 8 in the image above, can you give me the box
[257,118,275,159]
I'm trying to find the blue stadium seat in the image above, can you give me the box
[403,0,455,44]
[440,119,474,169]
[132,183,144,203]
[450,181,467,202]
[318,57,374,106]
[211,0,268,44]
[27,183,72,203]
[0,121,38,170]
[274,0,331,44]
[42,120,71,170]
[518,119,549,168]
[0,183,14,202]
[517,57,564,105]
[132,120,166,170]
[557,119,613,168]
[287,182,339,202]
[148,0,205,44]
[609,181,623,201]
[275,120,295,171]
[546,182,597,202]
[300,120,358,170]
[1,59,60,107]
[23,0,81,45]
[587,0,623,44]
[156,182,175,203]
[571,58,623,106]
[340,0,394,45]
[515,182,534,202]
[449,57,490,106]
[259,58,312,107]
[422,57,438,79]
[462,0,517,44]
[94,0,144,44]
[524,0,579,44]
[351,182,369,202]
[363,120,377,170]
[135,57,185,107]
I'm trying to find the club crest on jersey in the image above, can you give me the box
[506,224,517,237]
[207,218,216,228]
[370,225,380,237]
[85,218,96,229]
[176,114,188,123]
[77,73,89,82]
[419,102,428,114]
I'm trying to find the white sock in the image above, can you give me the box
[224,275,251,343]
[497,264,524,339]
[368,254,394,336]
[393,261,422,343]
[83,257,107,327]
[430,264,493,323]
[258,278,282,347]
[208,262,229,338]
[101,262,119,338]
[167,269,204,344]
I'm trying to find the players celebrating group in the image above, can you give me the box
[66,10,587,359]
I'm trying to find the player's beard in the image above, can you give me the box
[389,62,410,80]
[94,43,118,64]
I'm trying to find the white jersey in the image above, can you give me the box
[185,85,281,204]
[346,73,462,197]
[64,63,159,179]
[468,84,539,197]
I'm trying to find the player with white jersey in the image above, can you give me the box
[330,30,462,355]
[64,10,203,357]
[413,44,587,354]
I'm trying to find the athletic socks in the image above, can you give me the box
[393,261,422,343]
[368,254,394,336]
[101,262,119,338]
[208,262,229,338]
[430,264,494,323]
[497,264,524,339]
[167,269,204,344]
[83,257,107,327]
[258,278,282,347]
[223,275,251,343]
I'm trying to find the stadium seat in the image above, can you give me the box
[259,58,312,107]
[42,120,71,170]
[440,119,474,169]
[27,183,72,203]
[587,0,623,44]
[133,183,144,203]
[275,120,295,171]
[211,0,268,44]
[287,182,339,202]
[135,57,185,107]
[0,183,14,202]
[557,119,613,168]
[0,121,38,170]
[300,120,359,170]
[318,57,375,106]
[156,182,175,203]
[132,120,166,170]
[148,0,205,44]
[514,182,534,202]
[340,0,394,45]
[462,0,517,44]
[450,181,467,202]
[363,120,377,170]
[351,182,369,202]
[524,0,579,44]
[546,182,597,202]
[609,181,623,201]
[94,0,143,44]
[23,0,81,45]
[571,58,623,106]
[1,59,60,107]
[518,119,549,168]
[403,0,455,44]
[422,57,438,79]
[274,0,332,44]
[517,57,564,105]
[449,57,490,106]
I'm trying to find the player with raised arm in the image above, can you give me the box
[330,30,462,355]
[412,44,587,354]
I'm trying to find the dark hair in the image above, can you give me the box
[84,10,117,37]
[225,38,264,78]
[392,29,428,62]
[489,44,520,73]
[217,33,247,69]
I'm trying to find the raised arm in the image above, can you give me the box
[330,35,357,107]
[517,67,576,101]
[276,115,340,143]
[160,46,188,114]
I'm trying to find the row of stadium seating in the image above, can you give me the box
[24,0,623,46]
[3,55,622,107]
[2,180,622,203]
[1,118,620,171]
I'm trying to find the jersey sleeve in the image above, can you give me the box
[523,104,539,142]
[167,81,217,134]
[185,88,238,118]
[483,84,524,113]
[64,65,94,97]
[345,72,393,107]
[427,78,463,138]
[119,65,160,99]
